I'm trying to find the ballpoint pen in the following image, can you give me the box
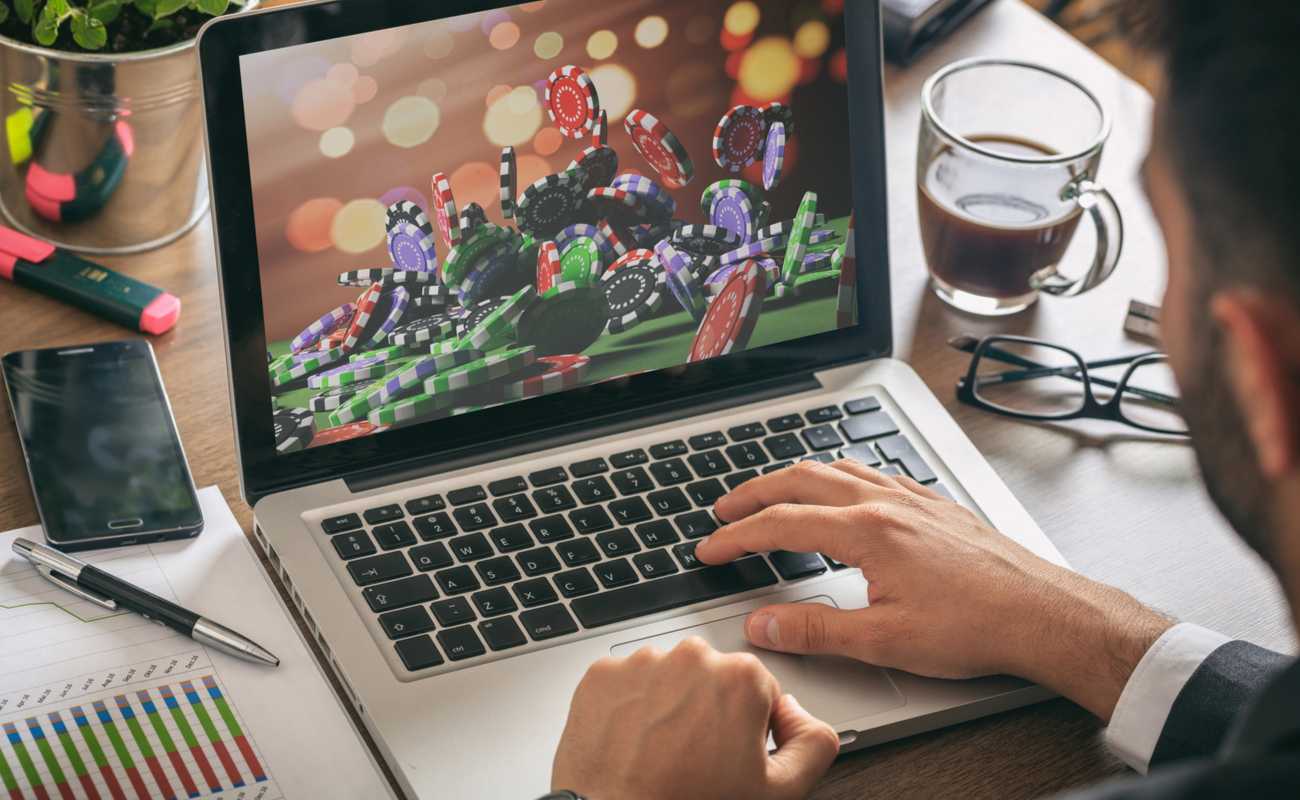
[12,538,280,667]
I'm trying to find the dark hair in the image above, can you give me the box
[1123,1,1300,298]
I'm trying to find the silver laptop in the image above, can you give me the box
[198,1,1066,796]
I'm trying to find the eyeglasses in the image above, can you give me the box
[952,335,1189,436]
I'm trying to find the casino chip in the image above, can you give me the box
[604,248,658,279]
[369,347,489,406]
[309,380,382,412]
[309,354,387,389]
[459,202,488,236]
[837,214,858,328]
[762,121,787,191]
[500,146,517,220]
[712,106,767,173]
[592,110,609,148]
[291,302,355,354]
[504,354,591,400]
[602,264,665,334]
[443,224,512,286]
[352,345,405,363]
[568,146,619,192]
[341,283,383,352]
[516,282,610,356]
[762,101,796,137]
[610,174,676,220]
[383,269,440,288]
[586,187,666,228]
[596,221,628,261]
[623,109,694,189]
[547,65,600,139]
[710,188,756,245]
[461,285,536,352]
[274,408,316,453]
[391,315,458,347]
[689,260,766,363]
[431,171,460,249]
[422,346,537,397]
[757,213,826,241]
[655,240,707,322]
[366,286,409,347]
[516,169,589,239]
[791,268,841,298]
[671,225,742,258]
[699,179,764,218]
[385,201,437,272]
[802,251,834,274]
[313,422,378,446]
[271,347,345,387]
[560,237,603,285]
[536,240,562,293]
[720,232,791,266]
[781,191,819,285]
[337,268,395,288]
[458,240,524,306]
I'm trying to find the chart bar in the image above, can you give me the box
[179,681,243,788]
[70,706,127,800]
[23,718,74,800]
[136,691,199,799]
[0,743,23,800]
[156,686,220,794]
[2,722,49,800]
[90,701,150,800]
[46,712,101,800]
[114,695,177,800]
[201,676,266,783]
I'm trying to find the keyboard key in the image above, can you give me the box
[513,578,558,608]
[363,504,403,525]
[806,405,843,424]
[471,587,517,617]
[841,443,882,466]
[410,542,453,572]
[840,411,899,442]
[555,567,598,597]
[478,617,527,651]
[448,486,487,506]
[530,515,575,543]
[649,440,687,459]
[844,396,882,415]
[725,469,758,489]
[332,531,376,560]
[529,466,568,487]
[437,626,486,661]
[610,449,649,468]
[556,538,601,566]
[453,503,496,531]
[364,575,436,612]
[688,431,727,450]
[492,494,538,523]
[675,511,718,539]
[573,476,615,504]
[431,597,476,626]
[434,566,480,595]
[571,557,779,628]
[803,452,836,464]
[633,549,680,579]
[570,505,614,534]
[321,513,362,535]
[347,553,411,586]
[764,433,807,461]
[725,441,770,469]
[687,450,730,477]
[488,477,527,496]
[769,551,828,581]
[609,496,653,525]
[686,479,726,507]
[879,464,904,477]
[378,606,434,640]
[517,547,561,576]
[490,523,533,552]
[476,556,521,586]
[673,542,704,569]
[570,458,609,477]
[448,533,493,562]
[762,461,792,474]
[611,467,653,495]
[648,487,691,516]
[595,528,640,557]
[413,512,456,540]
[404,495,445,516]
[649,458,692,486]
[594,558,638,588]
[533,485,578,513]
[520,604,579,640]
[766,414,805,433]
[373,521,416,550]
[635,520,680,548]
[727,422,766,441]
[395,635,443,671]
[877,435,938,483]
[802,425,843,451]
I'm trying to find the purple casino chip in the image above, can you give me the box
[653,239,693,275]
[803,251,834,272]
[762,121,787,191]
[710,188,755,244]
[610,173,676,219]
[308,354,386,389]
[704,263,741,288]
[720,232,791,265]
[556,223,616,265]
[808,228,837,246]
[290,302,356,353]
[367,286,410,347]
[387,222,437,272]
[755,256,781,287]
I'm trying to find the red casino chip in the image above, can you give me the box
[623,109,695,189]
[836,213,858,329]
[503,354,591,400]
[536,240,562,293]
[342,283,383,353]
[312,421,378,446]
[712,105,767,173]
[546,65,599,139]
[605,248,657,277]
[431,171,460,250]
[592,109,609,148]
[689,260,767,362]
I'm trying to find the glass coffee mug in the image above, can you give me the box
[917,59,1124,316]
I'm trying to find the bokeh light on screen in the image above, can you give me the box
[286,197,341,253]
[829,48,848,82]
[533,127,564,155]
[534,31,564,59]
[487,84,514,108]
[587,30,618,60]
[450,162,501,212]
[378,187,429,216]
[480,9,511,35]
[519,1,547,10]
[667,63,726,118]
[686,16,716,45]
[490,21,522,50]
[319,127,355,158]
[634,16,669,48]
[383,96,441,148]
[484,86,544,146]
[353,76,379,104]
[275,56,328,104]
[292,78,355,131]
[724,2,761,36]
[351,29,402,68]
[331,198,386,253]
[327,62,359,89]
[515,153,555,193]
[820,0,845,12]
[738,36,800,101]
[424,29,455,59]
[588,64,637,122]
[419,78,448,101]
[794,20,830,59]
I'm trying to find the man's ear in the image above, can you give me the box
[1209,291,1300,478]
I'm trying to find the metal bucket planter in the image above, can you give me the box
[0,1,258,255]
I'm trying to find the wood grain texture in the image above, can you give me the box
[0,2,1291,798]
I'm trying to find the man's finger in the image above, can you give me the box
[696,504,855,564]
[715,461,876,523]
[828,458,906,488]
[746,602,882,660]
[766,694,840,797]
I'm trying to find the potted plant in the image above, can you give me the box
[0,0,258,254]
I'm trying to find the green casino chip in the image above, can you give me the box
[421,346,537,395]
[559,237,602,286]
[780,191,819,286]
[442,224,512,287]
[459,285,535,352]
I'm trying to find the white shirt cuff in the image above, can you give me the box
[1104,622,1230,773]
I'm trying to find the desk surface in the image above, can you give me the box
[0,1,1293,797]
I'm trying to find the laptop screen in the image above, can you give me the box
[238,0,861,455]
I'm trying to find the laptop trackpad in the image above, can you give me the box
[609,596,906,726]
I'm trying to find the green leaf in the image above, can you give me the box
[33,9,61,46]
[46,0,71,16]
[88,0,125,24]
[194,0,229,15]
[152,0,188,18]
[15,0,34,25]
[133,0,157,16]
[70,11,107,49]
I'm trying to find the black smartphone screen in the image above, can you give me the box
[2,340,203,549]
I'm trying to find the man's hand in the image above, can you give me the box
[552,637,839,800]
[696,460,1174,720]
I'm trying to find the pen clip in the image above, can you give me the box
[35,565,118,611]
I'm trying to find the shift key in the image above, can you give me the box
[570,557,778,628]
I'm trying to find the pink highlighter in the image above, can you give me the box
[0,225,180,335]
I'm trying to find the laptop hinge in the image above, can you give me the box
[345,371,823,494]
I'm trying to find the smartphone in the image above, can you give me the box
[2,340,203,551]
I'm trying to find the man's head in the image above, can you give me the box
[1125,2,1300,572]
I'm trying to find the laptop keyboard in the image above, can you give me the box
[317,395,951,674]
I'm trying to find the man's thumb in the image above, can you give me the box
[767,694,839,795]
[745,603,871,658]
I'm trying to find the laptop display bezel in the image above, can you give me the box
[198,0,892,504]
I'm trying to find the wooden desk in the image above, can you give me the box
[0,1,1292,797]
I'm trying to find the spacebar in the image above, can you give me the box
[570,557,779,628]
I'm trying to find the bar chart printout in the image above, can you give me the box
[0,671,278,800]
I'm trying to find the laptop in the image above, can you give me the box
[198,1,1067,796]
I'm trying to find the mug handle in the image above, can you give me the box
[1030,178,1124,297]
